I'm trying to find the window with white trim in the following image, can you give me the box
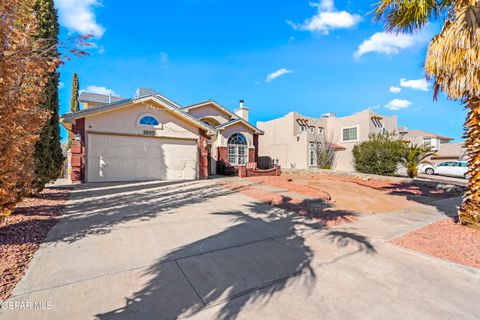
[228,133,248,165]
[318,127,324,134]
[300,126,306,132]
[309,126,315,133]
[342,127,358,142]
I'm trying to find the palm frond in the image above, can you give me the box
[373,0,451,32]
[425,3,480,100]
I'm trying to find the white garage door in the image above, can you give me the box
[87,134,198,182]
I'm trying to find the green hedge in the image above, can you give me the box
[352,132,403,176]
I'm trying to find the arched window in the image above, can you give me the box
[228,133,248,165]
[139,115,159,126]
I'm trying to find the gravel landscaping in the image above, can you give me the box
[246,176,332,200]
[220,181,356,225]
[392,217,480,269]
[0,187,72,301]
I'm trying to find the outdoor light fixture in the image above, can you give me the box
[75,133,81,142]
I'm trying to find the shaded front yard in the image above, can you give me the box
[252,173,479,270]
[1,176,479,319]
[0,187,72,300]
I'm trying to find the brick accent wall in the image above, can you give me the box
[253,135,259,162]
[218,146,228,163]
[248,148,255,163]
[198,130,209,179]
[70,118,86,183]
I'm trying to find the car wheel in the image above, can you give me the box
[425,168,434,175]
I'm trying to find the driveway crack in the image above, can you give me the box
[174,260,206,307]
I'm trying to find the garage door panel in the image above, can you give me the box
[87,134,197,182]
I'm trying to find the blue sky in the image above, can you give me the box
[56,0,466,141]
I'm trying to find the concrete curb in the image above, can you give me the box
[385,242,480,279]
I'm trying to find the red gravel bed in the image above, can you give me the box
[0,187,72,301]
[392,218,480,269]
[307,174,451,199]
[246,176,332,200]
[220,182,355,226]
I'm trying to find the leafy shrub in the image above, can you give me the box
[352,132,404,176]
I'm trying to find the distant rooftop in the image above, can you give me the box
[79,92,125,104]
[402,129,453,141]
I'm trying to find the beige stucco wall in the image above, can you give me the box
[258,109,399,172]
[326,109,398,171]
[186,104,232,125]
[84,102,200,140]
[258,112,309,169]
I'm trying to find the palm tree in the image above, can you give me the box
[400,143,435,178]
[374,0,480,227]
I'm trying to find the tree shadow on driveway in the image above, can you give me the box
[0,180,237,245]
[96,199,376,320]
[378,181,462,219]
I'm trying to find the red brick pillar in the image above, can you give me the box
[253,135,259,162]
[217,147,228,163]
[70,118,86,183]
[198,130,209,179]
[238,165,247,178]
[248,148,255,163]
[275,165,282,176]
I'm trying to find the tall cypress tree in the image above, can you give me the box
[32,0,64,191]
[70,73,79,112]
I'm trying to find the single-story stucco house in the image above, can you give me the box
[60,88,263,183]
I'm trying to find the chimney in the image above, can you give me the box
[235,99,249,121]
[136,87,156,98]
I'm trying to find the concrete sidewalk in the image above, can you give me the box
[1,179,479,319]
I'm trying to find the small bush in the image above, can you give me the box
[400,143,435,178]
[352,132,404,176]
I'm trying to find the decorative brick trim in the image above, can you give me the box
[218,146,228,163]
[70,118,85,183]
[253,135,259,162]
[248,148,255,163]
[198,130,209,179]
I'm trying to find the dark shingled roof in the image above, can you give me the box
[79,92,124,104]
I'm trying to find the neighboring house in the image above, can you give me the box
[431,142,467,162]
[60,88,263,183]
[399,128,465,163]
[257,109,398,171]
[399,128,454,150]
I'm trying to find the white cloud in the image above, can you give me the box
[55,0,105,38]
[81,85,117,96]
[266,68,293,82]
[389,86,401,93]
[354,31,428,58]
[289,0,361,35]
[160,51,169,65]
[58,82,65,89]
[400,78,429,91]
[384,99,412,111]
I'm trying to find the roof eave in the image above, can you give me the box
[60,95,216,135]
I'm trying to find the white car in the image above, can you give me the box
[422,161,469,179]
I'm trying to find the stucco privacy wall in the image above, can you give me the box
[186,104,232,125]
[85,101,200,140]
[257,113,309,169]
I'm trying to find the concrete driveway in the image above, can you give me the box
[1,178,479,319]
